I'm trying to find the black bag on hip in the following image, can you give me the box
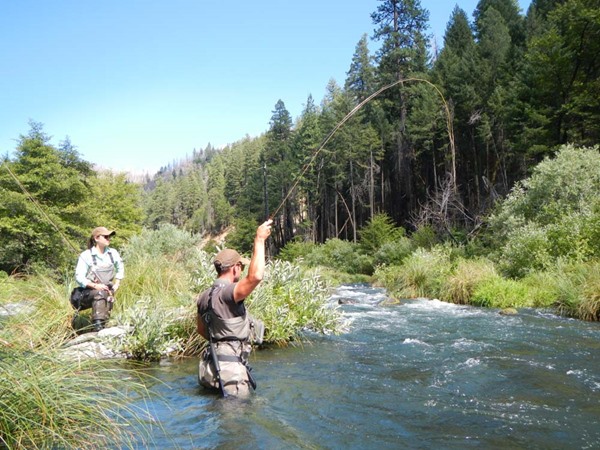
[70,287,94,311]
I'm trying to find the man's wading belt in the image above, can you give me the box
[215,354,245,363]
[204,285,256,391]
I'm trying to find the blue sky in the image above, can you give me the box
[1,0,531,174]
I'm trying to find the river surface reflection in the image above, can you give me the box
[135,284,600,449]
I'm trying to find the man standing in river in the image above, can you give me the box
[196,219,272,397]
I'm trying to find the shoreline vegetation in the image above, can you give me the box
[2,144,600,448]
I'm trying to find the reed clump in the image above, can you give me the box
[553,261,600,320]
[442,258,497,305]
[0,348,154,449]
[0,273,74,350]
[373,246,453,299]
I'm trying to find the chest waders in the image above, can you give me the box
[89,251,116,331]
[202,285,257,397]
[71,251,115,311]
[71,251,116,332]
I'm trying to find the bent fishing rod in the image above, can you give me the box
[267,77,456,221]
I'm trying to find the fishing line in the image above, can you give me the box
[1,160,81,255]
[1,161,110,284]
[269,77,456,220]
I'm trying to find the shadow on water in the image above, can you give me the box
[132,285,600,449]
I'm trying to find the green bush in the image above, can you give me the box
[245,260,343,345]
[358,213,405,253]
[116,298,187,361]
[123,224,202,267]
[372,237,414,267]
[497,223,553,278]
[278,240,318,262]
[305,238,372,275]
[411,224,438,249]
[489,145,600,276]
[491,145,600,227]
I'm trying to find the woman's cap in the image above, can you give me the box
[214,249,250,270]
[92,226,116,237]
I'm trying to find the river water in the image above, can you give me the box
[135,284,600,449]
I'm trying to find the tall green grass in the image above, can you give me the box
[373,246,453,299]
[371,242,600,320]
[0,349,155,449]
[553,261,600,320]
[442,258,497,305]
[0,273,74,350]
[470,275,529,308]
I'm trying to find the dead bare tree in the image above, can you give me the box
[411,174,479,244]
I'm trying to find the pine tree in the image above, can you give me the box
[518,0,600,156]
[0,122,129,273]
[371,0,430,224]
[263,100,295,247]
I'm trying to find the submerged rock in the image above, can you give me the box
[338,298,357,305]
[379,296,402,306]
[499,307,518,316]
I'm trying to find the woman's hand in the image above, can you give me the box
[92,283,110,292]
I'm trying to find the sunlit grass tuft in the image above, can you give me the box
[0,348,155,449]
[553,261,600,321]
[1,273,74,350]
[373,246,452,299]
[443,258,497,305]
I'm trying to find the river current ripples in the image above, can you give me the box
[134,284,600,449]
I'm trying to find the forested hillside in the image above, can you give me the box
[1,0,598,272]
[142,0,599,252]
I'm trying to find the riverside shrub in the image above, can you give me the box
[305,238,372,275]
[244,260,343,344]
[489,145,600,277]
[358,213,405,253]
[278,240,318,262]
[372,237,414,267]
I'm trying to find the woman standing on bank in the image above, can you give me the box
[74,226,124,331]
